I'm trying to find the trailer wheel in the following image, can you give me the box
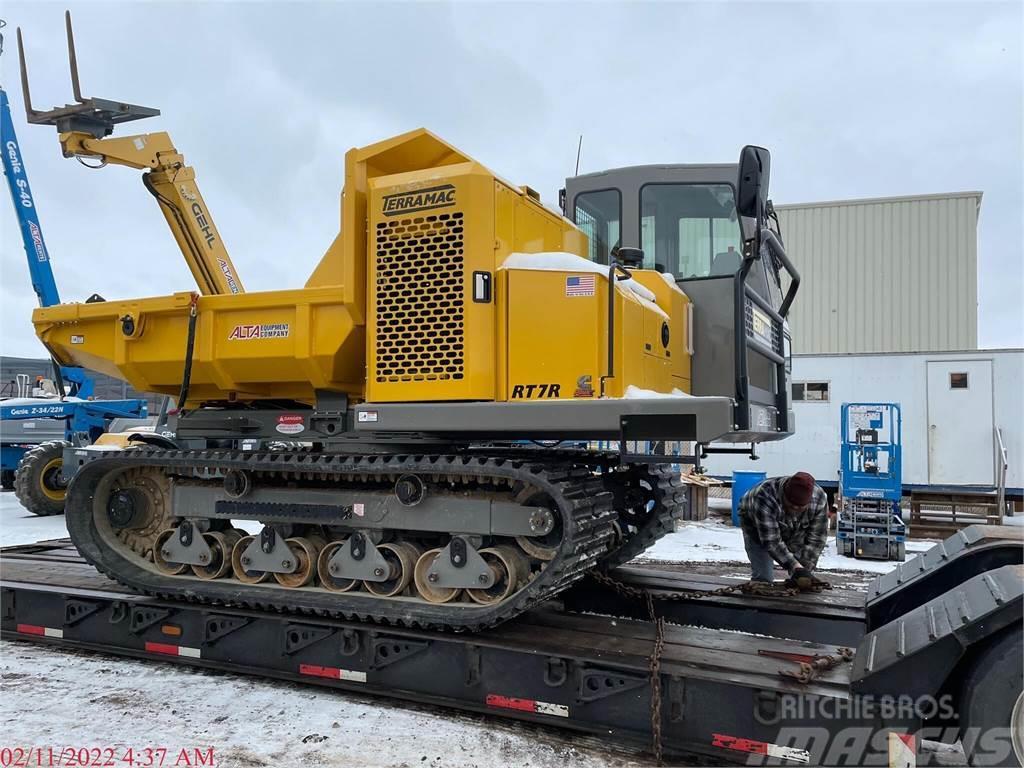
[14,441,71,516]
[1,470,15,490]
[959,628,1023,767]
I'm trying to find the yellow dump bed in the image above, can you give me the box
[34,287,365,403]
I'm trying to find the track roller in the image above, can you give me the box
[466,545,527,605]
[365,542,420,597]
[273,537,320,588]
[153,529,188,575]
[317,539,359,592]
[230,535,272,584]
[191,530,242,580]
[413,548,461,603]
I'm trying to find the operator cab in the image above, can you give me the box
[562,154,798,446]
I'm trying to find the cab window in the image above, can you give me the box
[574,189,620,265]
[640,184,742,277]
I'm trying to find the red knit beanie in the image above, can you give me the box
[784,472,816,506]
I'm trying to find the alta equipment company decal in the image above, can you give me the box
[276,414,305,435]
[217,258,241,294]
[228,323,290,340]
[28,221,47,261]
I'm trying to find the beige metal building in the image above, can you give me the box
[778,191,981,354]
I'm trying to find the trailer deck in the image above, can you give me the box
[2,529,1022,766]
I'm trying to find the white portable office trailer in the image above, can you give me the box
[705,349,1022,497]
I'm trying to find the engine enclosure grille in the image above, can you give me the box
[374,212,465,384]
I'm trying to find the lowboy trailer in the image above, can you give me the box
[2,525,1021,767]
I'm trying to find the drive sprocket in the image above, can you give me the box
[110,467,174,559]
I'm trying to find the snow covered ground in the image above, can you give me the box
[1,489,1006,766]
[3,641,645,768]
[642,511,936,576]
[0,492,72,546]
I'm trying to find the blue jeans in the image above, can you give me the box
[743,530,779,583]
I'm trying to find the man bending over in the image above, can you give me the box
[738,472,829,590]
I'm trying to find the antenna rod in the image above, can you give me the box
[574,135,583,176]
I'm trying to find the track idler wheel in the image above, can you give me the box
[191,530,242,580]
[413,548,461,604]
[513,486,561,561]
[230,535,272,584]
[466,546,527,605]
[364,542,420,597]
[274,537,319,588]
[153,529,188,576]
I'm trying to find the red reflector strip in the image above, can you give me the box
[712,734,809,764]
[298,663,367,683]
[485,694,569,718]
[712,734,768,755]
[16,623,63,639]
[897,733,916,750]
[144,641,201,658]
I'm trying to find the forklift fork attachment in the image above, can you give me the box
[17,10,159,138]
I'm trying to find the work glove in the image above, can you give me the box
[809,574,832,590]
[790,567,814,591]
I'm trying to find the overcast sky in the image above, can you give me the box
[2,0,1021,358]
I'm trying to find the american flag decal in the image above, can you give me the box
[565,274,596,297]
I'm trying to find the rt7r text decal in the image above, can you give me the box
[511,383,561,399]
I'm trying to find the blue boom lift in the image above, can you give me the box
[0,22,146,514]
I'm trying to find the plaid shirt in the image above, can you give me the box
[738,476,829,572]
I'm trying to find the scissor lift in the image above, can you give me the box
[837,403,907,560]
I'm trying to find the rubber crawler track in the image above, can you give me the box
[64,448,692,631]
[598,463,689,571]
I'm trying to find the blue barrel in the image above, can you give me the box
[731,470,767,527]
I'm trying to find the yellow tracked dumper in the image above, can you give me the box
[18,14,800,629]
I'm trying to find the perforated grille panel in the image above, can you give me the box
[375,212,465,383]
